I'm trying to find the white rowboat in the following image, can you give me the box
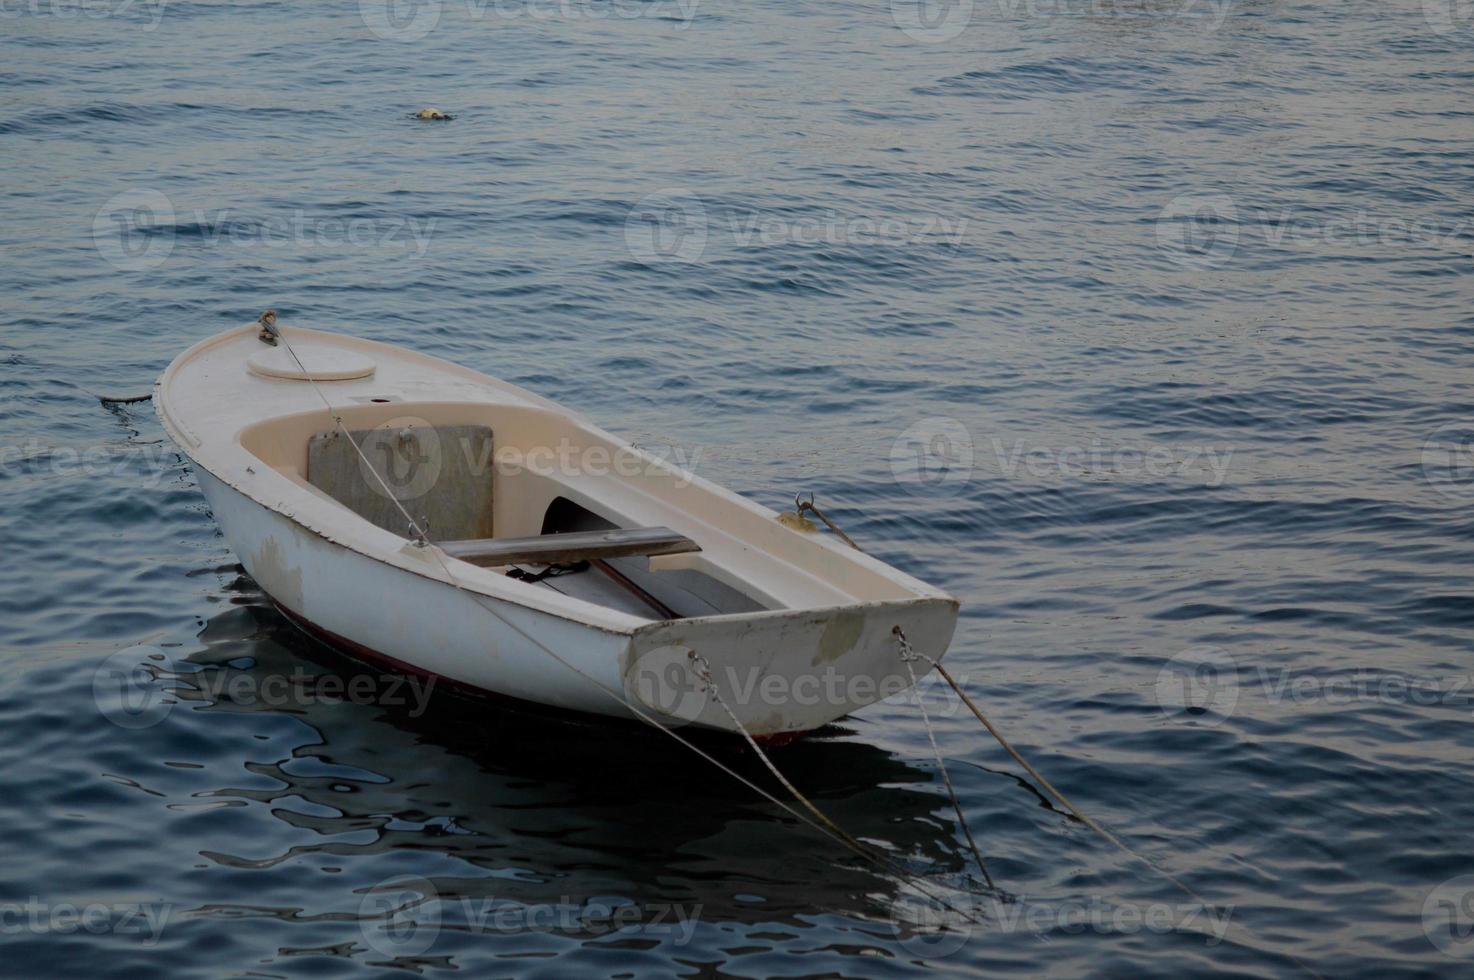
[156,321,958,740]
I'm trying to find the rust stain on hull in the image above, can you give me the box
[813,609,865,667]
[252,536,304,612]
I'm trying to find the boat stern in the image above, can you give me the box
[620,596,959,738]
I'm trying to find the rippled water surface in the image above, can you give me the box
[5,0,1474,975]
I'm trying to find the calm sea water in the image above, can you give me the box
[4,0,1474,975]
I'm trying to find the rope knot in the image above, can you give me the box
[688,651,717,699]
[893,625,919,662]
[257,309,279,346]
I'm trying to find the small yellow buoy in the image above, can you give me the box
[777,510,817,533]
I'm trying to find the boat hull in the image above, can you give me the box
[198,469,632,717]
[157,323,961,739]
[196,469,957,737]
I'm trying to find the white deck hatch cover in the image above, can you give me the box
[247,343,377,381]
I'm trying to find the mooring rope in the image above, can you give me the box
[896,634,995,890]
[806,495,1326,978]
[262,316,989,929]
[691,653,900,868]
[896,631,1174,887]
[898,636,1327,978]
[795,495,863,552]
[792,487,1183,898]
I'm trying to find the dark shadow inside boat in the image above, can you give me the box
[180,575,976,928]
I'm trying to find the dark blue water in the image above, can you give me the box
[5,0,1474,975]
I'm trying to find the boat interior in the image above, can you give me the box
[237,398,922,620]
[236,401,815,621]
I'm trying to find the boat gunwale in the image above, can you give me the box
[195,468,956,637]
[156,323,959,636]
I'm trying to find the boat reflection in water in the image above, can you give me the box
[167,575,980,970]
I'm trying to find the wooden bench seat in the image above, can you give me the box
[439,526,700,568]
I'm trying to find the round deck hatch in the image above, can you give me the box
[247,344,376,381]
